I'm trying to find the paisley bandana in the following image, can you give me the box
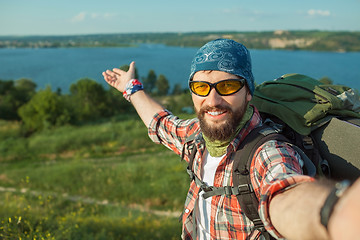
[189,39,255,96]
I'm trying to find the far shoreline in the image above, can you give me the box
[1,30,360,52]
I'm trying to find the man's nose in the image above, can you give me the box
[205,88,223,107]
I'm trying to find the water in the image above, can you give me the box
[1,45,359,93]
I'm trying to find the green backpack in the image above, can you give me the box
[185,73,360,239]
[251,73,360,180]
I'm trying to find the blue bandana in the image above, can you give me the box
[189,39,255,95]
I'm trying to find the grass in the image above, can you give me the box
[0,116,164,161]
[0,115,194,239]
[0,191,182,240]
[1,151,188,210]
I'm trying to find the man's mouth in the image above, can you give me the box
[198,105,232,121]
[206,110,226,116]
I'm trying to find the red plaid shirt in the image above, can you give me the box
[148,106,314,239]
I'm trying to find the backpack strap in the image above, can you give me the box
[182,131,203,182]
[232,124,288,234]
[181,131,198,162]
[181,132,204,239]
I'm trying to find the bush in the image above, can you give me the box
[18,87,71,133]
[0,78,36,120]
[69,78,111,122]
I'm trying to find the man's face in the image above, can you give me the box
[191,70,252,141]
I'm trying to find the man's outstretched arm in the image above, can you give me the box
[102,61,164,127]
[269,178,360,240]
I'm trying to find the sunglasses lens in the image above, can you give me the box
[190,82,210,96]
[216,80,243,95]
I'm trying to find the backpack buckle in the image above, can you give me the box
[234,184,254,195]
[224,186,232,197]
[302,136,314,150]
[252,219,265,229]
[201,185,214,192]
[186,167,195,181]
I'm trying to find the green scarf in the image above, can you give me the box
[203,105,253,157]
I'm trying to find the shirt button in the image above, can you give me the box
[185,209,190,213]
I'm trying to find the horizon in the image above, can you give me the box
[1,0,359,36]
[1,29,360,38]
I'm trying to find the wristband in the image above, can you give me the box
[123,79,144,102]
[320,180,351,229]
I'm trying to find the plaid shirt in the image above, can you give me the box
[148,106,314,240]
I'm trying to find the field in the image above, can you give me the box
[0,115,192,239]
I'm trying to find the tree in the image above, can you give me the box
[0,79,14,95]
[0,80,16,119]
[15,78,37,93]
[18,86,70,132]
[172,83,185,95]
[14,78,37,106]
[69,78,110,122]
[0,78,37,120]
[156,74,170,96]
[142,69,157,93]
[166,92,194,114]
[319,76,333,85]
[106,87,134,115]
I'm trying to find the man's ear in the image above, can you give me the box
[246,90,252,102]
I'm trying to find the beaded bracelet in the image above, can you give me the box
[320,180,351,229]
[123,79,144,102]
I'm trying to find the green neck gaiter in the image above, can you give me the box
[203,105,253,157]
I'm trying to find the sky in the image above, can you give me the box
[0,0,359,36]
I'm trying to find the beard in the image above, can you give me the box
[196,102,248,142]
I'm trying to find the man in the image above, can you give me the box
[103,39,360,240]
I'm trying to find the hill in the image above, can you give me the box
[0,116,190,239]
[1,30,360,52]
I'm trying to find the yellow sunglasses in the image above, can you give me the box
[189,79,246,97]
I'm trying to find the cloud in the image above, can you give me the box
[90,13,99,19]
[102,13,117,19]
[71,12,116,22]
[307,9,331,17]
[71,12,86,22]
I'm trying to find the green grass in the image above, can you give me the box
[0,151,188,210]
[0,116,164,161]
[0,191,182,240]
[0,116,193,239]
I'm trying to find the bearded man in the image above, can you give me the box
[103,39,360,240]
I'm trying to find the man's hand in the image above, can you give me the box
[102,61,164,127]
[102,61,136,92]
[269,177,360,240]
[329,178,360,240]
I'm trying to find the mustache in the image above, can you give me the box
[198,105,233,116]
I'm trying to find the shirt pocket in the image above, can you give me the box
[216,195,254,232]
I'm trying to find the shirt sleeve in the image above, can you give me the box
[251,140,315,238]
[148,109,199,156]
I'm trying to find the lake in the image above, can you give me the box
[1,44,360,93]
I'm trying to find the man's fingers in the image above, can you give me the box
[112,68,121,74]
[103,61,135,92]
[128,61,136,78]
[129,61,135,71]
[102,71,113,80]
[102,72,110,80]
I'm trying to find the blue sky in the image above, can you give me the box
[1,0,359,36]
